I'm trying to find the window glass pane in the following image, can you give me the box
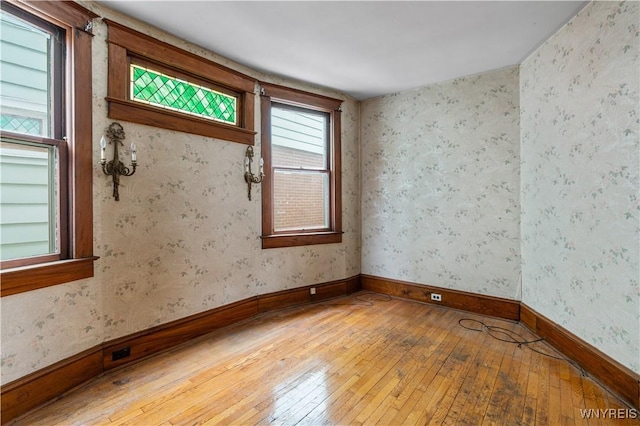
[130,64,237,125]
[273,170,329,232]
[0,140,57,260]
[0,10,52,137]
[272,106,327,169]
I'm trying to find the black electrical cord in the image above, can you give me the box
[320,295,586,375]
[458,318,586,375]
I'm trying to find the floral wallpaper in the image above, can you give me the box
[0,4,361,385]
[1,278,103,379]
[360,67,522,300]
[2,0,638,388]
[520,1,639,374]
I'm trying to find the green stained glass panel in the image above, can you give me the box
[130,65,237,125]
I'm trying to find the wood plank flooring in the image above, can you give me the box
[10,293,639,425]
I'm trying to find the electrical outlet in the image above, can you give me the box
[431,293,442,302]
[310,288,316,295]
[112,347,131,361]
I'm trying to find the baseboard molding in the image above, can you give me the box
[102,297,261,370]
[1,346,103,423]
[362,274,639,410]
[361,274,520,321]
[4,274,638,423]
[521,303,640,410]
[0,275,361,423]
[258,276,360,313]
[103,275,361,371]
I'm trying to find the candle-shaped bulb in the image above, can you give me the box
[100,136,106,161]
[131,142,137,162]
[259,157,264,174]
[244,156,249,173]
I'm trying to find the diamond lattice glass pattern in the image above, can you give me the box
[131,65,237,125]
[0,114,42,136]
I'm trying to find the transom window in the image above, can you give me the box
[260,82,343,249]
[105,20,256,145]
[130,63,238,125]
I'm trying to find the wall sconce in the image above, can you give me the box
[244,146,264,200]
[100,122,137,201]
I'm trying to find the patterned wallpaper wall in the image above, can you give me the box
[0,4,361,385]
[360,67,522,299]
[2,0,638,387]
[520,1,639,374]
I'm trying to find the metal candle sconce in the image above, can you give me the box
[244,146,264,200]
[100,122,137,201]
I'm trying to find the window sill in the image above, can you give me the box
[1,257,99,297]
[261,232,343,249]
[106,98,256,145]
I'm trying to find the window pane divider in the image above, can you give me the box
[273,166,330,173]
[0,131,65,147]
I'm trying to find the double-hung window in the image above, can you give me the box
[260,83,343,249]
[1,4,65,265]
[0,1,96,296]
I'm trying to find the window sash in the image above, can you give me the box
[0,1,65,140]
[271,103,329,170]
[0,131,68,269]
[269,102,334,235]
[272,168,330,233]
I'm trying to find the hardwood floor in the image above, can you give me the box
[11,293,639,425]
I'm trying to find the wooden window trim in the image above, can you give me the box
[0,0,97,296]
[104,20,256,145]
[260,82,343,249]
[1,258,98,297]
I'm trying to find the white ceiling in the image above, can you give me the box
[99,1,587,100]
